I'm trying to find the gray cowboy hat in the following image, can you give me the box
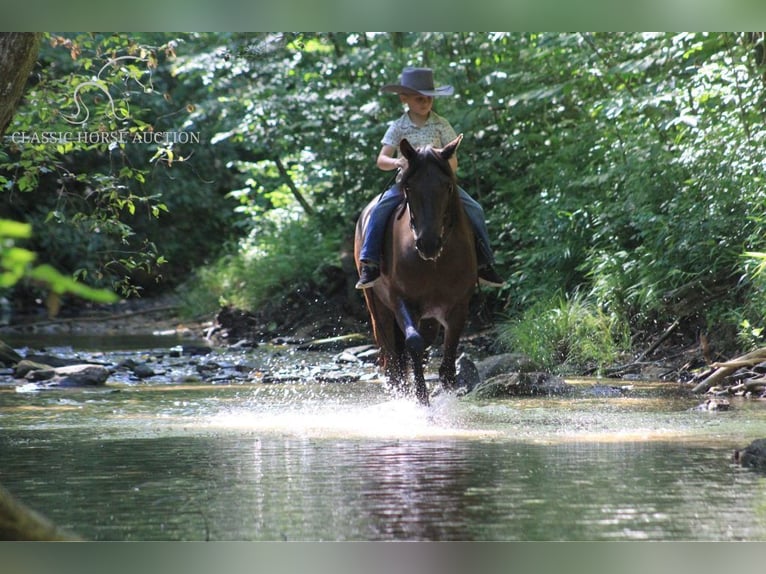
[380,67,454,97]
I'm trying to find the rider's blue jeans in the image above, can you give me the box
[359,184,495,267]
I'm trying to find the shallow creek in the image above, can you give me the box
[2,334,766,540]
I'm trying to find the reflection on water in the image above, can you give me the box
[2,373,766,540]
[3,430,766,541]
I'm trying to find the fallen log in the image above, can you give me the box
[727,379,766,395]
[691,346,766,393]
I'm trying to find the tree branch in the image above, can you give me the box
[274,156,315,216]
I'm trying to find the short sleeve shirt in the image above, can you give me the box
[381,111,458,154]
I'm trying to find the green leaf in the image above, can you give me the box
[0,219,32,239]
[28,264,120,303]
[2,247,37,267]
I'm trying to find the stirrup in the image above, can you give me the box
[478,265,505,287]
[355,264,380,289]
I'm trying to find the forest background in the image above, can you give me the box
[3,31,766,374]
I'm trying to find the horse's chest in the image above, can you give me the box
[387,264,474,313]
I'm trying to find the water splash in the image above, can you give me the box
[205,391,499,440]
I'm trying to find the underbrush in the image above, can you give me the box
[497,291,631,375]
[181,212,341,316]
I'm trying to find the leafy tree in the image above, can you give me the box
[6,31,766,365]
[0,32,118,315]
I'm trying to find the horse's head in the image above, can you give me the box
[399,134,463,261]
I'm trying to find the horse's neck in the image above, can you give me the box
[448,182,468,227]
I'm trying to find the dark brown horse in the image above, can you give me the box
[354,134,477,405]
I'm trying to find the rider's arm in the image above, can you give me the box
[377,144,407,172]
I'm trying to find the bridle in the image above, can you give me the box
[400,167,458,258]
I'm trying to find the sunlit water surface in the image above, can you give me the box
[2,341,766,540]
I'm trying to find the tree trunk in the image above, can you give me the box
[0,32,42,138]
[0,33,79,542]
[1,484,80,540]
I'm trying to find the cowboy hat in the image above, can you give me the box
[380,67,454,97]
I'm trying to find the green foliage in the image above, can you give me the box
[730,251,766,350]
[174,32,766,359]
[458,32,766,356]
[0,218,118,303]
[1,34,172,296]
[1,33,241,298]
[0,219,35,288]
[498,291,630,374]
[7,31,766,361]
[183,208,340,314]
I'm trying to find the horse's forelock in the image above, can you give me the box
[403,145,453,182]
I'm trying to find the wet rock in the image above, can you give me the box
[24,367,56,382]
[260,373,301,384]
[354,347,380,363]
[18,363,111,390]
[315,372,360,384]
[347,344,377,355]
[455,354,481,393]
[195,362,221,379]
[585,384,627,397]
[470,371,573,398]
[50,364,110,386]
[15,359,54,379]
[210,305,259,342]
[117,357,139,370]
[475,353,535,380]
[23,354,89,368]
[335,351,361,364]
[334,344,378,365]
[181,345,213,356]
[734,438,766,471]
[0,340,22,366]
[690,398,730,412]
[132,363,156,379]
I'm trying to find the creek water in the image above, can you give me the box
[2,335,766,541]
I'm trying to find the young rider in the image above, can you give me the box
[356,67,504,289]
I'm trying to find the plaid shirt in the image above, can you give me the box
[381,111,458,153]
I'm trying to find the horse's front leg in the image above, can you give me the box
[395,299,429,406]
[439,306,469,390]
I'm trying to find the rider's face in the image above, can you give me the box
[400,94,434,118]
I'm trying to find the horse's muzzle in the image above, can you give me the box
[415,235,443,261]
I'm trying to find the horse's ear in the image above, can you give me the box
[400,138,418,161]
[440,133,463,161]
